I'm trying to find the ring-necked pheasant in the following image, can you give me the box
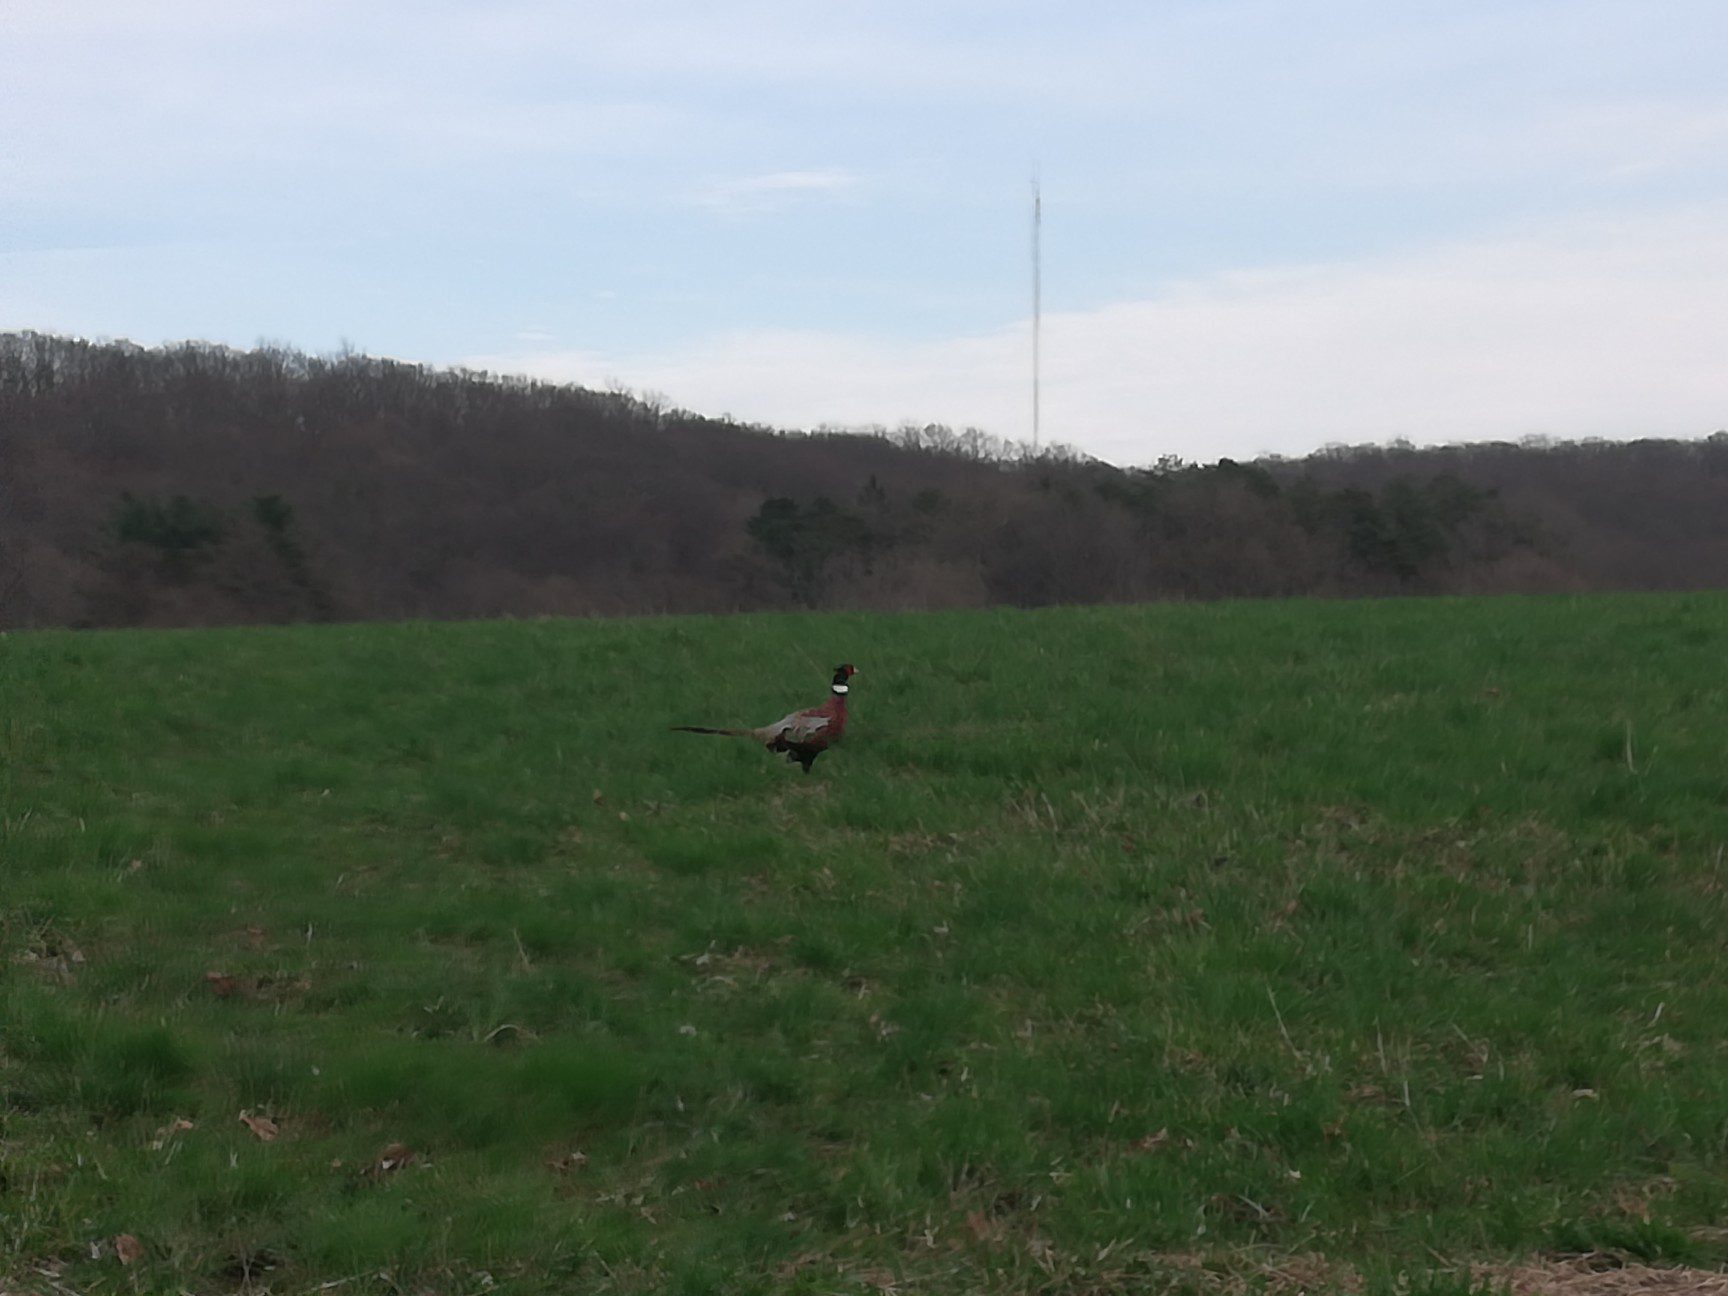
[671,664,858,773]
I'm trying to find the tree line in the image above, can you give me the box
[2,332,1725,630]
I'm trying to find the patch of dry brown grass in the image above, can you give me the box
[1481,1257,1728,1296]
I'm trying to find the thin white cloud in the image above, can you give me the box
[1356,95,1728,188]
[469,206,1728,466]
[1572,99,1728,181]
[692,169,862,215]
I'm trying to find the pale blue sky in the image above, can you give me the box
[5,1,1728,463]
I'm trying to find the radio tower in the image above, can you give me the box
[1031,175,1042,454]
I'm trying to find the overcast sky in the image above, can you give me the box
[5,1,1728,465]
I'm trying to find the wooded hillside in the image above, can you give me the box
[2,332,1724,629]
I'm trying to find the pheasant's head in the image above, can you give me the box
[831,664,858,693]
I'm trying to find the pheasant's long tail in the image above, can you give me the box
[669,726,759,738]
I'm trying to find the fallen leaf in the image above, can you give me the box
[114,1234,143,1265]
[205,971,240,997]
[149,1117,195,1149]
[239,1112,279,1141]
[964,1210,1001,1243]
[1132,1127,1170,1154]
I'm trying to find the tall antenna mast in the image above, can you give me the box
[1031,173,1042,454]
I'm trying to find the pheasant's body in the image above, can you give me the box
[672,665,857,773]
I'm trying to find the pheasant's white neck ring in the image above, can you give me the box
[831,684,850,695]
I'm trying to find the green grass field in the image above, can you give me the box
[4,594,1728,1294]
